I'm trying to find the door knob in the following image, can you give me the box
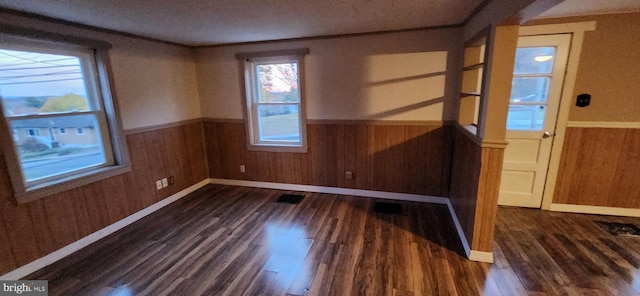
[542,131,553,138]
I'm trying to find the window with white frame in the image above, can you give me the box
[0,33,130,202]
[239,49,309,152]
[59,127,66,134]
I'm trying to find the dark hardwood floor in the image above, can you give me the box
[27,185,640,295]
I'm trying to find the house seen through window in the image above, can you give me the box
[0,44,114,186]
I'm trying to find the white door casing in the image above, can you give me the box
[499,34,571,208]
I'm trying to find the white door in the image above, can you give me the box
[499,34,571,208]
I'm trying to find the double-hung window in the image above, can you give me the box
[0,32,129,203]
[239,49,309,152]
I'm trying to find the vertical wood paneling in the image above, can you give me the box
[42,193,80,247]
[553,127,640,208]
[473,147,504,252]
[0,210,18,271]
[354,125,369,190]
[449,127,505,253]
[26,200,57,256]
[67,188,94,238]
[101,175,129,222]
[126,132,156,208]
[0,121,207,275]
[204,121,452,196]
[449,129,481,245]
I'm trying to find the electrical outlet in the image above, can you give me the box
[240,165,246,173]
[162,178,168,188]
[155,180,163,190]
[168,176,175,185]
[345,171,353,180]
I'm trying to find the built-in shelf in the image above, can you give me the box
[458,28,489,138]
[462,63,484,71]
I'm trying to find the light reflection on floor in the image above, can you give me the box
[633,269,640,293]
[104,285,134,296]
[263,222,313,293]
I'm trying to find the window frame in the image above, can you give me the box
[0,30,131,204]
[238,49,309,153]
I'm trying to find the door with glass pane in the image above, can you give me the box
[499,34,571,208]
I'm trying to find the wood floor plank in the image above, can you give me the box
[23,185,640,296]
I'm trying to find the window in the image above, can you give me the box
[239,49,309,152]
[26,128,39,136]
[0,33,130,203]
[506,47,556,131]
[59,127,67,134]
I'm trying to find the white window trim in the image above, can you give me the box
[77,127,85,135]
[59,127,67,134]
[238,49,309,153]
[0,31,131,204]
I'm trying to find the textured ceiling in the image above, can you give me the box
[0,0,483,46]
[537,0,640,19]
[1,0,639,46]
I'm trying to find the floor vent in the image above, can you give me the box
[372,202,403,215]
[276,194,305,204]
[596,221,640,237]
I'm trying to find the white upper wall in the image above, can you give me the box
[196,28,463,121]
[0,11,201,130]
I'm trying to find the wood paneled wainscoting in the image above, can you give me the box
[0,120,208,276]
[204,119,453,197]
[449,125,506,259]
[551,125,640,216]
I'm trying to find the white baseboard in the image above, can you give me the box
[209,178,449,204]
[469,250,494,263]
[445,199,472,259]
[550,203,640,217]
[0,179,211,280]
[209,178,491,262]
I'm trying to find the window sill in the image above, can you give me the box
[247,144,308,153]
[14,164,132,204]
